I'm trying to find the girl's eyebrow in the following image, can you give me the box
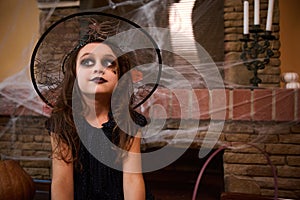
[103,54,117,59]
[79,53,117,59]
[80,52,93,58]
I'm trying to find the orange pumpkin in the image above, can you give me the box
[0,160,36,200]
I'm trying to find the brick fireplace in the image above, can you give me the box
[1,87,299,199]
[0,0,300,199]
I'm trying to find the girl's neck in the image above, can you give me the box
[82,94,111,128]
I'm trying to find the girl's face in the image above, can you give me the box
[76,42,119,97]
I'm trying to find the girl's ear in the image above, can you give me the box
[130,69,143,83]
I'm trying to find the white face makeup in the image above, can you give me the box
[76,42,119,97]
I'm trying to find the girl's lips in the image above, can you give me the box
[90,77,107,84]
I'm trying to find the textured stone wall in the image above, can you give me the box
[37,0,79,33]
[0,115,50,179]
[223,122,300,199]
[224,0,281,87]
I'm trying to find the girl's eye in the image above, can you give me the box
[101,59,115,68]
[102,58,118,74]
[81,58,95,67]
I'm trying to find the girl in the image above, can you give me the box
[46,19,153,200]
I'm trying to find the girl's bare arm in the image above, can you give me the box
[123,131,145,200]
[50,134,74,200]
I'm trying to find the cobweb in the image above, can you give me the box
[0,0,295,168]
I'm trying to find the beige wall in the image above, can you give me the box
[0,0,39,82]
[279,0,300,76]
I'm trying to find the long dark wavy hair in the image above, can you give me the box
[48,38,138,166]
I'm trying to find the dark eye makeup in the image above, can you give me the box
[101,57,118,74]
[81,58,95,67]
[79,55,118,74]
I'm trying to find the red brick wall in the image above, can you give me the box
[141,88,299,122]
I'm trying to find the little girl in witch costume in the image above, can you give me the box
[31,13,157,200]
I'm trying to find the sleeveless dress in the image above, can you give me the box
[49,111,154,200]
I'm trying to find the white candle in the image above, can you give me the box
[281,72,299,83]
[286,82,300,89]
[244,1,249,34]
[254,0,260,25]
[266,0,274,31]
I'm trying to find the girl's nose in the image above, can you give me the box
[93,64,106,74]
[93,68,105,74]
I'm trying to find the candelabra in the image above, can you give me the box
[240,25,275,87]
